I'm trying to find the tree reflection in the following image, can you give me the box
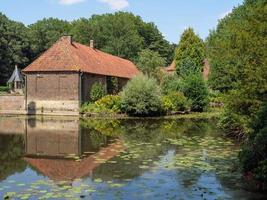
[0,135,26,181]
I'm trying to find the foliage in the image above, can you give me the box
[209,90,225,105]
[95,95,122,112]
[0,135,26,181]
[71,12,174,63]
[174,28,206,75]
[207,0,267,93]
[107,77,119,94]
[161,92,188,113]
[207,0,267,137]
[28,18,71,58]
[160,74,182,95]
[90,82,107,102]
[81,95,121,114]
[178,57,201,78]
[121,75,162,116]
[0,85,9,93]
[0,13,31,85]
[239,103,267,189]
[136,49,166,77]
[182,73,209,112]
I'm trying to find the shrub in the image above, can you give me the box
[161,96,175,113]
[121,75,162,116]
[90,82,107,102]
[81,95,121,114]
[160,74,182,95]
[219,109,250,138]
[209,90,225,105]
[161,92,188,113]
[95,95,122,112]
[182,73,209,112]
[239,103,267,190]
[0,85,9,93]
[107,77,119,94]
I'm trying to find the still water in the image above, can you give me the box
[0,116,266,200]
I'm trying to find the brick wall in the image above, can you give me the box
[26,72,79,101]
[0,95,25,111]
[26,72,80,115]
[81,73,107,102]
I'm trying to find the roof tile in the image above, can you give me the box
[23,36,140,79]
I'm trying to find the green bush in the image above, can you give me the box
[209,90,225,104]
[182,73,209,112]
[95,95,121,112]
[160,74,182,95]
[0,85,9,93]
[121,75,162,116]
[161,92,188,113]
[81,95,121,114]
[239,103,267,190]
[90,82,107,102]
[219,109,250,138]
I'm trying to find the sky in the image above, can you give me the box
[0,0,244,43]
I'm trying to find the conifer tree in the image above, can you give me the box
[174,28,206,75]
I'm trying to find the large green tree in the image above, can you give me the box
[70,12,174,63]
[174,28,206,75]
[28,18,71,58]
[207,0,267,136]
[207,0,267,92]
[0,13,31,85]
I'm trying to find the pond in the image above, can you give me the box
[0,116,266,200]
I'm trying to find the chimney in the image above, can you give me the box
[90,40,94,48]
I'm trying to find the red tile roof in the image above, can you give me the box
[24,140,124,182]
[164,61,176,73]
[23,36,140,79]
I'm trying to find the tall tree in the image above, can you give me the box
[28,18,71,58]
[70,12,174,63]
[174,28,206,75]
[0,13,31,85]
[208,0,267,135]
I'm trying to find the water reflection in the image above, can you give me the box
[0,116,266,199]
[24,117,124,183]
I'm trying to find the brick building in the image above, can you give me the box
[22,36,139,115]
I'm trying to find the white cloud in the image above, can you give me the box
[219,9,232,19]
[58,0,85,5]
[99,0,129,10]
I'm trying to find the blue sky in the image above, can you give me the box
[0,0,243,43]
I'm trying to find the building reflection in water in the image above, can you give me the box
[23,117,124,183]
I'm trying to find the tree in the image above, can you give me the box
[207,0,267,135]
[70,18,93,45]
[0,13,31,85]
[178,57,200,78]
[136,49,166,77]
[174,28,206,75]
[28,18,71,58]
[70,12,174,63]
[239,103,267,190]
[182,73,209,112]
